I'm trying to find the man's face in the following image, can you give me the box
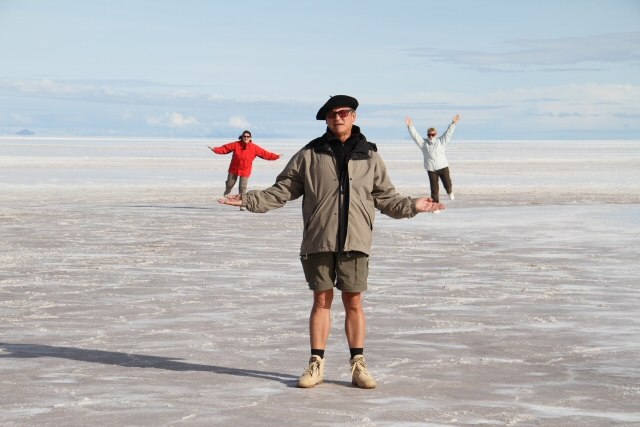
[325,107,356,136]
[427,130,437,139]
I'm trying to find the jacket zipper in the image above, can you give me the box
[337,161,343,255]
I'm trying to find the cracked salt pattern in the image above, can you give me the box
[1,137,639,426]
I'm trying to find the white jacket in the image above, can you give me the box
[408,122,456,172]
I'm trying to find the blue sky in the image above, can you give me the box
[1,0,639,139]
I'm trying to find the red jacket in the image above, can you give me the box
[213,141,280,177]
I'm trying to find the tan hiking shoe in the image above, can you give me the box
[350,354,376,389]
[298,355,325,388]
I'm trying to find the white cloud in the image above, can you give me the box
[0,78,298,114]
[147,112,198,128]
[407,31,640,69]
[228,116,251,129]
[10,113,33,124]
[395,82,640,108]
[366,83,640,131]
[0,78,222,107]
[2,78,638,137]
[2,78,77,95]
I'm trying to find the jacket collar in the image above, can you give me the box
[310,125,377,159]
[325,125,361,143]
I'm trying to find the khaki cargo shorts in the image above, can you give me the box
[300,251,369,292]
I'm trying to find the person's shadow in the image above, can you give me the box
[0,342,305,387]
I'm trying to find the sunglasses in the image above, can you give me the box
[242,135,251,139]
[326,109,353,120]
[428,133,436,137]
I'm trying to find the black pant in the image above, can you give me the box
[223,173,248,196]
[427,167,452,203]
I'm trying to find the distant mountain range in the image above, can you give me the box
[15,129,35,135]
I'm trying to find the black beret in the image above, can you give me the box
[316,95,359,120]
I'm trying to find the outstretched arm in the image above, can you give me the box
[208,142,236,155]
[218,194,243,206]
[218,153,305,212]
[371,154,445,218]
[415,197,445,213]
[254,145,282,161]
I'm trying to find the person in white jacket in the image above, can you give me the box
[406,115,460,211]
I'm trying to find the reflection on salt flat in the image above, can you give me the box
[518,403,640,423]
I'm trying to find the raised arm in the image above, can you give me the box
[406,117,426,150]
[440,115,459,145]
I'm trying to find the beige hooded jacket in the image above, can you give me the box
[242,128,418,255]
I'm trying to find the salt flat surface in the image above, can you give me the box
[1,137,640,426]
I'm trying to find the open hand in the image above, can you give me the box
[452,115,460,124]
[405,117,412,127]
[218,194,243,207]
[415,197,446,213]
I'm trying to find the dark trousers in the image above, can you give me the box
[224,173,248,196]
[427,167,452,203]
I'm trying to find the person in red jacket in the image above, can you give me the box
[208,130,282,210]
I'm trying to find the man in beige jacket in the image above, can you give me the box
[219,95,444,389]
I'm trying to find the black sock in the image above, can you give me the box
[350,348,364,359]
[311,349,325,359]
